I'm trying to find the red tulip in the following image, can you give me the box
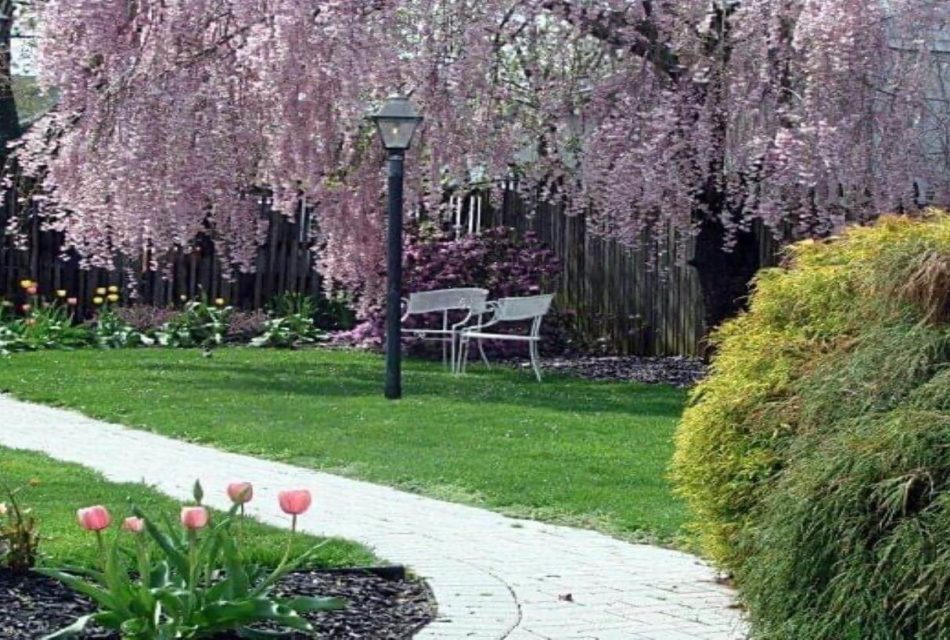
[122,517,145,534]
[227,482,253,504]
[77,506,112,531]
[278,489,312,516]
[180,506,209,530]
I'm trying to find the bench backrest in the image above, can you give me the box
[405,288,489,315]
[493,294,554,322]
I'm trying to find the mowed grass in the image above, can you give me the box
[0,348,688,542]
[0,446,375,569]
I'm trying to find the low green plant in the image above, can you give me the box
[250,293,326,348]
[156,299,232,352]
[0,302,89,355]
[91,307,155,349]
[42,481,342,639]
[0,481,41,574]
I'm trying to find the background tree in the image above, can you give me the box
[0,0,22,165]
[15,0,950,329]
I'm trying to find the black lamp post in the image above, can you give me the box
[370,95,423,400]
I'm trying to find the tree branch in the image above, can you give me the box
[539,0,682,80]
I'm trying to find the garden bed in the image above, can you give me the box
[0,567,435,639]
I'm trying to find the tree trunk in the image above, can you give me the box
[690,218,762,356]
[0,0,20,169]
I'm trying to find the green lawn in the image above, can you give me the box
[0,446,375,569]
[0,348,688,543]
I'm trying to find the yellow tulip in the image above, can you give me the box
[108,285,119,293]
[95,287,107,295]
[93,296,104,305]
[215,298,226,307]
[107,293,120,303]
[19,279,33,289]
[56,289,67,298]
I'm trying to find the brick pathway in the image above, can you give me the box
[0,395,746,639]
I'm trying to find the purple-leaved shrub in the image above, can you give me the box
[336,224,565,357]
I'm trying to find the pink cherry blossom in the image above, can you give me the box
[12,0,949,312]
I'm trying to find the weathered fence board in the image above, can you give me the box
[0,189,780,357]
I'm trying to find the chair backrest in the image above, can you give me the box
[492,294,555,322]
[405,288,489,315]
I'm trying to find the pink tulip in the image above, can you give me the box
[122,517,145,534]
[77,506,112,532]
[66,297,78,306]
[227,482,253,504]
[278,489,312,516]
[21,304,31,313]
[26,286,37,296]
[180,506,209,530]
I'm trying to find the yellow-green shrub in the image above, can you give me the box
[672,212,950,570]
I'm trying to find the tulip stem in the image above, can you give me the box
[278,514,297,571]
[188,530,198,588]
[94,530,105,571]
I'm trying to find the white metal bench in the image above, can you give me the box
[457,294,555,381]
[402,288,489,372]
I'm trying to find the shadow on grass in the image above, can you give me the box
[146,356,685,419]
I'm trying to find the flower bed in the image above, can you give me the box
[0,568,433,639]
[0,450,435,639]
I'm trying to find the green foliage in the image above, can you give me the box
[91,307,154,349]
[0,446,374,571]
[0,482,41,574]
[43,483,342,639]
[0,301,90,355]
[250,293,327,348]
[156,299,232,351]
[0,348,688,543]
[671,212,950,638]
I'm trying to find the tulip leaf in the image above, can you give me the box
[41,614,94,640]
[35,568,120,610]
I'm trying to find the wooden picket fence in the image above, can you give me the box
[0,187,781,356]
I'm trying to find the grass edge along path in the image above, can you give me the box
[0,445,376,570]
[0,348,689,546]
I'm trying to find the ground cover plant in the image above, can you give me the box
[672,212,950,638]
[0,349,688,543]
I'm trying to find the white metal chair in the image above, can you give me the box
[457,294,555,382]
[401,288,489,372]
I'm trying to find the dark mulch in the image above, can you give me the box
[541,355,706,387]
[0,567,435,639]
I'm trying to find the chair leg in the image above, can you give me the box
[450,332,458,374]
[478,339,491,369]
[529,340,542,382]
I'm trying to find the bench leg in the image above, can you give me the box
[478,340,491,369]
[529,340,542,382]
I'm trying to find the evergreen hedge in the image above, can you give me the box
[672,212,950,638]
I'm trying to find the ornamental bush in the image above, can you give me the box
[339,224,562,353]
[671,212,950,638]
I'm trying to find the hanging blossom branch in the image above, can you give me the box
[12,0,950,307]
